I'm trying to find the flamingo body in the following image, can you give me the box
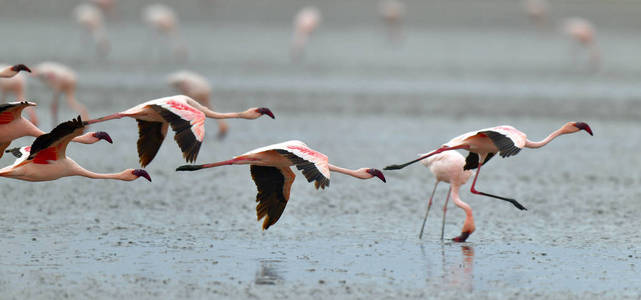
[32,62,89,124]
[177,140,385,230]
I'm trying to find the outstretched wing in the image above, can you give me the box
[478,129,522,158]
[0,101,36,125]
[136,120,168,167]
[27,116,84,164]
[148,100,204,164]
[251,165,295,230]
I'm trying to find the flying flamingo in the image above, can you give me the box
[0,64,30,78]
[418,151,474,242]
[142,3,188,59]
[84,95,274,167]
[176,140,386,230]
[378,0,405,42]
[167,71,229,139]
[385,122,594,210]
[0,116,150,182]
[73,3,111,57]
[291,6,321,61]
[0,64,39,126]
[0,101,111,159]
[562,17,600,70]
[31,62,89,125]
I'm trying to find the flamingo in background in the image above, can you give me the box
[167,71,229,139]
[84,95,274,167]
[0,101,111,159]
[524,0,548,28]
[419,151,474,242]
[291,6,321,61]
[562,17,600,70]
[0,116,150,182]
[142,3,188,59]
[73,3,111,57]
[385,122,594,210]
[0,64,38,126]
[0,64,30,78]
[176,140,386,230]
[378,0,405,42]
[31,62,89,125]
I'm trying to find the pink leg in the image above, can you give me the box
[469,162,527,211]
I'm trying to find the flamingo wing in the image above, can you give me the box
[148,102,204,163]
[251,165,295,230]
[27,116,84,164]
[463,152,495,170]
[478,129,522,158]
[136,120,168,167]
[0,101,35,125]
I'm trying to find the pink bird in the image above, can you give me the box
[176,140,386,230]
[31,62,89,125]
[167,71,229,139]
[562,17,600,70]
[0,101,111,159]
[73,3,111,57]
[142,3,188,59]
[84,95,274,167]
[0,64,31,78]
[385,122,594,210]
[0,64,39,126]
[524,0,548,28]
[378,0,405,42]
[419,151,474,242]
[291,6,321,61]
[0,116,150,182]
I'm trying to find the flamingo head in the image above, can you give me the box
[132,169,152,182]
[572,121,593,136]
[366,168,386,182]
[256,107,275,119]
[11,64,31,73]
[92,131,113,144]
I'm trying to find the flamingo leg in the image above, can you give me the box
[440,186,451,241]
[469,162,527,210]
[419,181,439,239]
[51,92,60,126]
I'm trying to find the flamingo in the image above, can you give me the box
[0,64,30,78]
[176,140,386,230]
[291,6,321,61]
[90,0,116,18]
[562,17,600,70]
[378,0,405,42]
[418,151,474,242]
[0,64,39,126]
[0,116,150,182]
[142,3,188,59]
[385,122,594,210]
[167,71,229,139]
[84,95,274,167]
[31,62,89,125]
[73,3,111,57]
[524,0,548,28]
[0,101,111,159]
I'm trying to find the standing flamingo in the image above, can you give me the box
[0,116,150,182]
[385,122,593,210]
[562,17,600,70]
[291,6,321,61]
[73,3,111,57]
[31,62,89,125]
[418,151,474,242]
[176,140,386,230]
[378,0,405,42]
[142,3,188,59]
[84,95,274,167]
[167,71,229,139]
[0,101,111,159]
[524,0,548,28]
[0,64,30,78]
[0,64,38,126]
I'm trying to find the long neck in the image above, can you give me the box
[186,99,250,120]
[524,127,565,149]
[84,113,124,125]
[328,164,367,179]
[20,118,46,137]
[75,167,132,181]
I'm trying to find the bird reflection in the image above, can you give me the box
[441,244,475,291]
[255,259,284,285]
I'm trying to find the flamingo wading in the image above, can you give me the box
[0,116,150,182]
[385,122,593,210]
[84,95,274,167]
[176,140,386,230]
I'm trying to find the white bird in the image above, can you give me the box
[31,62,89,125]
[562,17,600,70]
[73,2,111,57]
[143,3,188,59]
[291,6,321,61]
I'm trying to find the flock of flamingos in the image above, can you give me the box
[1,0,599,242]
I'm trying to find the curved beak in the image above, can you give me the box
[257,107,275,119]
[11,64,31,73]
[132,169,152,182]
[574,121,593,136]
[92,131,113,144]
[367,168,386,183]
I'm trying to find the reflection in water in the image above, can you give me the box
[423,244,475,291]
[255,259,285,285]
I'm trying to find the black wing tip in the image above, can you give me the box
[383,164,403,170]
[5,147,22,158]
[176,165,203,171]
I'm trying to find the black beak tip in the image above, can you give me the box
[11,64,31,73]
[93,131,113,144]
[258,107,275,119]
[133,169,152,182]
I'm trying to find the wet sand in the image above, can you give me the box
[2,0,641,299]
